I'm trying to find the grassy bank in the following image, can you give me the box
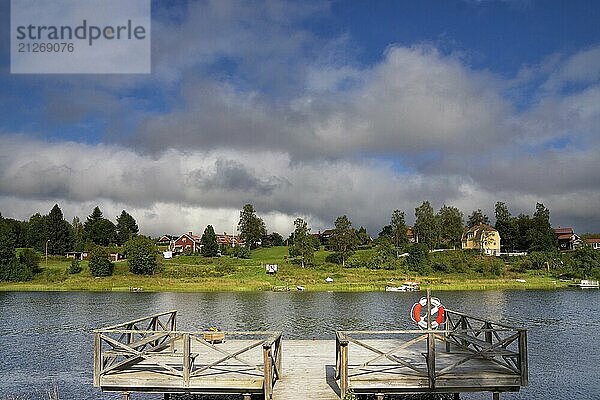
[0,246,570,292]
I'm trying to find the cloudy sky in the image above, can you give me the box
[1,0,600,237]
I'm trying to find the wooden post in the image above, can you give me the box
[275,336,282,378]
[375,394,385,400]
[183,333,191,387]
[426,288,436,389]
[460,316,468,348]
[263,344,273,400]
[485,322,493,345]
[93,332,102,386]
[453,394,460,400]
[492,392,500,400]
[340,340,349,398]
[121,393,130,400]
[243,394,252,400]
[163,394,170,400]
[518,329,529,386]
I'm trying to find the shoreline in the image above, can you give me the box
[0,276,569,292]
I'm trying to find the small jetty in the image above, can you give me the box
[93,294,528,399]
[569,279,599,288]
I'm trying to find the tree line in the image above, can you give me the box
[0,205,139,255]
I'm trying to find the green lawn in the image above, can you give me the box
[0,247,569,292]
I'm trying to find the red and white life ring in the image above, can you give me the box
[411,297,445,329]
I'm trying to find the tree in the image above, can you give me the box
[528,202,556,252]
[125,236,159,275]
[571,245,600,278]
[238,204,266,249]
[289,218,314,268]
[329,215,358,267]
[25,213,47,252]
[72,216,85,252]
[201,225,219,257]
[494,202,515,251]
[513,214,532,250]
[46,204,73,255]
[378,225,392,239]
[414,201,438,249]
[356,226,371,245]
[116,210,139,245]
[437,205,464,248]
[88,246,114,277]
[269,232,285,247]
[0,220,16,271]
[84,207,117,246]
[390,210,408,248]
[0,221,34,282]
[467,209,490,228]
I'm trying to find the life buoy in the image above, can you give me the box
[410,297,445,329]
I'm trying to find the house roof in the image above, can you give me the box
[553,227,574,235]
[557,234,574,240]
[158,234,177,241]
[585,238,600,244]
[176,232,201,242]
[461,223,498,241]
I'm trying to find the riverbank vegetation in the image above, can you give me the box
[0,245,594,292]
[1,200,599,291]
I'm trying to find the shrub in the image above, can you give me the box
[125,236,159,275]
[183,247,194,256]
[233,246,251,259]
[0,259,34,281]
[88,247,114,277]
[18,248,41,274]
[69,259,83,274]
[325,252,343,264]
[407,243,430,274]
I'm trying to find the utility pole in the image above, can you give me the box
[45,239,50,267]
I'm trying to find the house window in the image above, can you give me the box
[467,232,474,239]
[182,237,187,242]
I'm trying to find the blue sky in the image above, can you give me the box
[1,0,599,236]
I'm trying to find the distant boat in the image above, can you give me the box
[571,279,599,289]
[385,281,420,292]
[296,285,305,291]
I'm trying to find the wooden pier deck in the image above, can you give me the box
[94,307,528,399]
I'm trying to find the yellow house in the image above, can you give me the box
[461,224,501,255]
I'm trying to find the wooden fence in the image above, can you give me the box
[335,309,528,398]
[93,310,282,399]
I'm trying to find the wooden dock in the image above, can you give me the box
[94,307,527,400]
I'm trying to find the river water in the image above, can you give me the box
[0,290,598,399]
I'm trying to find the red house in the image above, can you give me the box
[171,232,202,254]
[216,233,242,247]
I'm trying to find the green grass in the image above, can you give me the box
[0,247,570,292]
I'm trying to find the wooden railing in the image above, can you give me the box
[335,309,527,398]
[93,311,282,399]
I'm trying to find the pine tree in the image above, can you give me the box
[84,207,117,246]
[46,204,73,255]
[201,225,219,257]
[467,209,490,228]
[116,210,139,245]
